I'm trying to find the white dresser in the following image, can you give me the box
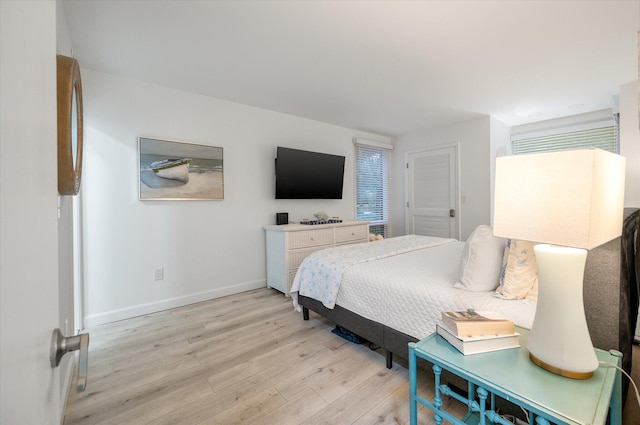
[264,221,369,297]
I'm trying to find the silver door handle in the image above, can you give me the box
[50,328,89,392]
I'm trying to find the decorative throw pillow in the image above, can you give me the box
[454,225,507,292]
[495,240,538,300]
[525,275,538,302]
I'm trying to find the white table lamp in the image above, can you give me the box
[493,148,626,379]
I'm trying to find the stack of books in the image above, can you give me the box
[437,310,520,355]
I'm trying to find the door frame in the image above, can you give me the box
[404,142,460,239]
[73,193,84,333]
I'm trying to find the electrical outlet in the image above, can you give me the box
[154,268,164,281]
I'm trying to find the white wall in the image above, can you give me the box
[620,80,640,207]
[489,117,512,221]
[391,116,492,241]
[81,70,389,326]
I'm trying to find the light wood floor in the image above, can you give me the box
[64,288,639,425]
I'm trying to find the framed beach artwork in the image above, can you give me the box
[138,137,224,200]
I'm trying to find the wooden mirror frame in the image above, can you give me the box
[57,55,83,195]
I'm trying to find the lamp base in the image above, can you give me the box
[527,244,598,380]
[529,353,594,380]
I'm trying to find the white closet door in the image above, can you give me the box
[406,145,458,239]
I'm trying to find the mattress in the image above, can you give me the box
[297,237,536,341]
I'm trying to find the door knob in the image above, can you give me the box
[50,328,89,392]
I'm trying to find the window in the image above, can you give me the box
[354,139,392,237]
[511,110,619,155]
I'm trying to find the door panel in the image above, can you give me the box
[406,145,458,238]
[411,216,453,238]
[1,2,62,424]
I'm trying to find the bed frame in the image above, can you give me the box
[300,208,639,396]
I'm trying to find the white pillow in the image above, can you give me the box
[454,225,507,292]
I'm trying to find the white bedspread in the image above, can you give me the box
[291,235,455,309]
[293,235,536,341]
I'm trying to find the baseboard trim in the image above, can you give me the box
[84,280,266,328]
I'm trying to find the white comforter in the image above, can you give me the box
[292,234,454,309]
[292,235,536,340]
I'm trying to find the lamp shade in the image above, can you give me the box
[493,148,626,249]
[494,148,626,378]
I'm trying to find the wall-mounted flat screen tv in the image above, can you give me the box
[275,147,345,199]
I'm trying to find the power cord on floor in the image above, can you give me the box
[496,412,528,425]
[599,361,640,409]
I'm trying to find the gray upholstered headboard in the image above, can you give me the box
[584,207,639,379]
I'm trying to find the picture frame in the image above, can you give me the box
[138,137,224,200]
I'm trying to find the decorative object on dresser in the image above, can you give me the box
[314,211,329,222]
[494,148,626,379]
[300,218,343,225]
[299,212,343,225]
[276,212,288,225]
[264,221,369,297]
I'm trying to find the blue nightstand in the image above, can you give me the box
[409,327,622,425]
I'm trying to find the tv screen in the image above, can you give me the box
[275,147,345,199]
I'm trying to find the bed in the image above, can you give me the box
[292,208,639,399]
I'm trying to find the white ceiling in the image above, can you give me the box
[62,0,639,137]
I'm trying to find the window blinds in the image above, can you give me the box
[353,139,392,237]
[511,110,619,155]
[513,126,619,155]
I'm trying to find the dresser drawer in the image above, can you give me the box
[288,228,334,249]
[335,225,368,244]
[289,248,323,269]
